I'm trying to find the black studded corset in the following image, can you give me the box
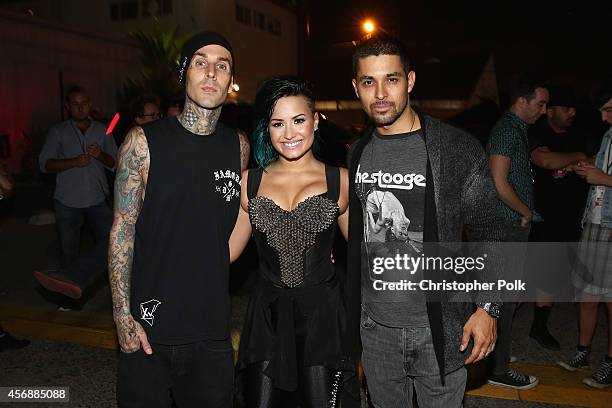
[248,195,339,287]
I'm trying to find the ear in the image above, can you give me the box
[407,71,416,93]
[134,117,144,126]
[351,78,359,99]
[314,111,320,131]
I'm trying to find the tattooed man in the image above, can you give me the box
[109,31,249,407]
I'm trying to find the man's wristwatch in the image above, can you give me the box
[477,302,501,319]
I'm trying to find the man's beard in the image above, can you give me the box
[369,98,408,127]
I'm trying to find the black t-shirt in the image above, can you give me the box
[356,129,429,327]
[131,117,241,344]
[528,120,590,239]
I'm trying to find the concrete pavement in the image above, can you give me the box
[2,202,612,407]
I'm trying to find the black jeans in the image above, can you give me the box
[117,338,233,408]
[54,199,112,287]
[491,223,531,375]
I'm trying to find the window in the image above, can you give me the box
[235,3,282,36]
[268,18,281,35]
[109,1,138,21]
[142,0,173,17]
[236,4,251,25]
[162,0,172,14]
[255,12,265,30]
[120,1,138,19]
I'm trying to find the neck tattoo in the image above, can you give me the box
[178,97,222,136]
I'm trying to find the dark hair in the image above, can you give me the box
[65,86,88,103]
[130,94,160,119]
[166,94,185,110]
[509,75,548,106]
[252,76,317,168]
[592,78,612,109]
[352,35,411,77]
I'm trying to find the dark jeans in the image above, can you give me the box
[117,338,233,408]
[54,199,112,287]
[360,308,467,408]
[491,222,530,375]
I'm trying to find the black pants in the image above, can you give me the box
[491,223,530,375]
[243,360,332,408]
[117,338,233,408]
[491,302,517,375]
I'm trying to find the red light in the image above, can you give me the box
[106,113,120,135]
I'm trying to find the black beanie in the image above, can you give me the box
[178,31,234,87]
[548,86,576,108]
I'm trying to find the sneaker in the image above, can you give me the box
[529,325,561,351]
[33,270,82,299]
[488,369,539,390]
[557,348,590,372]
[583,358,612,389]
[0,332,30,352]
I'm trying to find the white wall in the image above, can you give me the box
[1,0,299,103]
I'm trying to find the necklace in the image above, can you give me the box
[367,108,417,210]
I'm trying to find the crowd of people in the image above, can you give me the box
[1,29,611,407]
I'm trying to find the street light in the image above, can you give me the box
[363,20,375,38]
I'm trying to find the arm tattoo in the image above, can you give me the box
[108,127,149,321]
[177,96,222,135]
[238,129,250,171]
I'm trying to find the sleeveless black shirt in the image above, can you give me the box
[130,117,240,344]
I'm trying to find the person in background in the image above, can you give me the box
[528,86,591,351]
[558,81,612,389]
[488,75,549,390]
[166,95,184,117]
[34,86,117,302]
[131,94,161,126]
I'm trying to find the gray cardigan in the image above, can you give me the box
[345,112,504,377]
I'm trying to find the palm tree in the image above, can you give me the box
[121,25,191,106]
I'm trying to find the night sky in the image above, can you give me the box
[304,0,612,101]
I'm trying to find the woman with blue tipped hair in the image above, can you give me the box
[229,76,357,407]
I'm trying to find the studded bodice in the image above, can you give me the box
[246,165,341,288]
[248,195,339,287]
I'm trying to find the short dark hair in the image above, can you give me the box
[166,94,185,110]
[592,78,612,109]
[130,94,160,119]
[352,35,411,77]
[65,86,88,103]
[509,75,548,106]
